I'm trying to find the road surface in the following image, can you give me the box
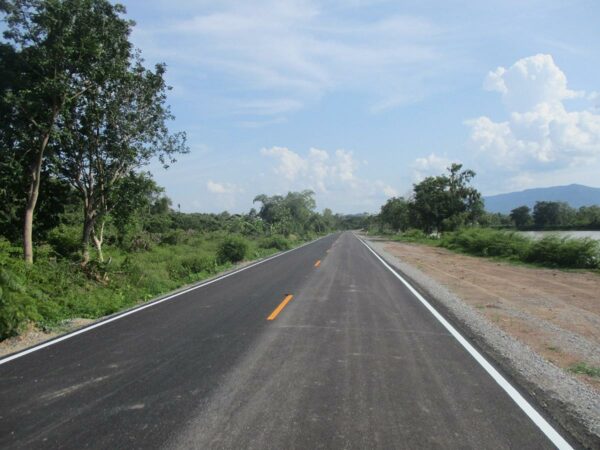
[0,232,575,449]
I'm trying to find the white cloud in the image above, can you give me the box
[138,0,449,117]
[467,54,600,172]
[411,153,453,181]
[375,180,399,197]
[483,54,582,112]
[260,145,398,209]
[206,180,239,194]
[260,146,309,181]
[260,146,360,192]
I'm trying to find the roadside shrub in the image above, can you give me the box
[169,255,218,279]
[125,232,156,252]
[524,235,600,269]
[47,224,81,257]
[259,235,291,251]
[0,265,41,339]
[217,236,248,264]
[441,228,530,258]
[397,229,429,242]
[160,229,189,246]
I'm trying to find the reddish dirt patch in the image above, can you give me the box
[383,241,600,390]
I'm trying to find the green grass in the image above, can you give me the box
[384,227,600,270]
[0,232,309,340]
[568,362,600,378]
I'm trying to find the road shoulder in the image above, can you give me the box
[363,235,600,449]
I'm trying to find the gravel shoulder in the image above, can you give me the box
[364,235,600,449]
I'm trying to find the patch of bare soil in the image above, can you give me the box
[383,241,600,391]
[0,318,94,358]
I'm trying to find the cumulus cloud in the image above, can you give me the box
[411,153,453,181]
[260,145,398,207]
[206,180,239,194]
[260,146,360,192]
[467,54,600,171]
[483,54,582,112]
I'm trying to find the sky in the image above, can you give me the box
[118,0,600,214]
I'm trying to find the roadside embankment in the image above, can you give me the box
[365,235,600,448]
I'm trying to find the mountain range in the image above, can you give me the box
[483,184,600,214]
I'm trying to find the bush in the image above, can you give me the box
[259,235,291,251]
[217,236,248,264]
[0,265,41,339]
[396,229,429,242]
[524,235,600,269]
[124,232,156,252]
[440,228,530,258]
[169,255,218,279]
[47,224,81,257]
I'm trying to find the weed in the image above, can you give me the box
[569,362,600,378]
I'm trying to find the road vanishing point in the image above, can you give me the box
[0,232,577,449]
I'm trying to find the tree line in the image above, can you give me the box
[375,163,600,233]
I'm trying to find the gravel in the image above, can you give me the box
[366,236,600,449]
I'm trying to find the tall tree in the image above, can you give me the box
[57,58,187,264]
[510,205,532,228]
[533,201,574,228]
[410,164,482,233]
[379,197,410,232]
[1,0,132,263]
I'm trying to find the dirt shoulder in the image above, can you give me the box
[365,235,600,448]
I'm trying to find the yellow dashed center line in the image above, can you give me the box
[267,294,294,321]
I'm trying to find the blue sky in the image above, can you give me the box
[120,0,600,213]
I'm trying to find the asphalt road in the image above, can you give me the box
[0,231,574,449]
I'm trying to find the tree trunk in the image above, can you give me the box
[92,220,105,263]
[81,213,95,266]
[22,132,51,264]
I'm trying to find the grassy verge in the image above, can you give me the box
[374,227,600,271]
[0,232,312,340]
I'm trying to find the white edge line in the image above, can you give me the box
[354,233,572,450]
[0,234,332,366]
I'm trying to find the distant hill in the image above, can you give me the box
[483,184,600,214]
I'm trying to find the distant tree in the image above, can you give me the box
[410,164,482,233]
[533,201,574,228]
[510,205,532,228]
[379,197,410,232]
[253,190,316,236]
[576,206,600,227]
[479,211,512,228]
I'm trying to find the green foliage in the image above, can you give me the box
[393,229,430,243]
[569,362,600,378]
[0,264,41,338]
[217,236,249,264]
[379,197,410,232]
[431,228,599,269]
[46,223,81,257]
[160,229,189,246]
[523,235,600,269]
[253,190,318,237]
[409,164,483,233]
[259,235,291,251]
[440,228,530,258]
[169,255,217,279]
[510,205,532,228]
[533,201,575,228]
